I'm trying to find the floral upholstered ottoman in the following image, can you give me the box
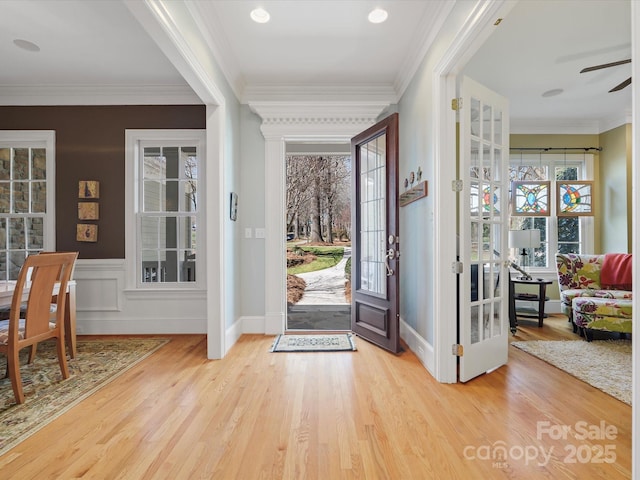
[572,296,633,341]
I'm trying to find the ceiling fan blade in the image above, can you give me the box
[580,59,631,73]
[609,77,632,92]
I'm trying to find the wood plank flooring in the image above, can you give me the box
[0,316,631,479]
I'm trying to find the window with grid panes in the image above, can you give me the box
[128,131,204,286]
[0,132,55,281]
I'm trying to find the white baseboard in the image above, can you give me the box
[224,316,269,353]
[242,315,267,334]
[225,317,244,353]
[546,300,562,314]
[400,319,435,377]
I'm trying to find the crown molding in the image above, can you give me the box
[185,0,245,100]
[511,110,632,135]
[511,118,601,135]
[0,84,202,106]
[394,0,455,98]
[599,109,632,133]
[184,2,454,105]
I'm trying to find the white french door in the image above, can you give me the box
[458,77,510,382]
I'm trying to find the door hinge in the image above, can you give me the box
[451,179,463,192]
[452,344,464,356]
[452,261,463,274]
[451,98,462,111]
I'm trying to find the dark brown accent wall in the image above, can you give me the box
[0,105,206,259]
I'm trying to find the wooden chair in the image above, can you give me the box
[33,251,79,359]
[0,252,77,404]
[2,251,79,361]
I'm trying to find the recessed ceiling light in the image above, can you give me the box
[13,39,40,52]
[368,8,388,24]
[542,88,564,98]
[250,7,270,23]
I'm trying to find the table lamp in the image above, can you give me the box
[508,229,540,279]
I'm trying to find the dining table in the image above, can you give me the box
[0,280,78,358]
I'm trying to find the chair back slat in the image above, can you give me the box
[10,252,77,342]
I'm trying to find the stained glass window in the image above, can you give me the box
[511,181,550,216]
[483,185,500,214]
[557,181,593,216]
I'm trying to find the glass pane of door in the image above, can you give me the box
[359,134,386,297]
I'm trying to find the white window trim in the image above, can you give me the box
[0,130,56,254]
[125,129,206,291]
[509,153,594,276]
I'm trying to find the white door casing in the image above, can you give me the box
[249,102,390,334]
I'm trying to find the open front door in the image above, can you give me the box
[458,77,510,382]
[351,113,400,354]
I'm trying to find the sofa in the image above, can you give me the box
[555,253,632,341]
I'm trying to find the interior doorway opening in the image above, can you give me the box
[285,143,352,331]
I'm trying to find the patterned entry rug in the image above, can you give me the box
[271,333,356,352]
[0,337,169,457]
[511,339,631,405]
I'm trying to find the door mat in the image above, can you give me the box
[270,334,356,352]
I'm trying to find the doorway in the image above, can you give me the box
[285,145,352,331]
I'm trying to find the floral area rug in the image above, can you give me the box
[0,337,169,457]
[270,333,356,352]
[511,339,631,405]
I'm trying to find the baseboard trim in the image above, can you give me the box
[242,316,267,334]
[400,319,435,377]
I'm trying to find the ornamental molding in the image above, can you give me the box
[261,116,377,126]
[249,101,390,137]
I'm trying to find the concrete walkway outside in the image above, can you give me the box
[287,246,351,330]
[296,247,351,305]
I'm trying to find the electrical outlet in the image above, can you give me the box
[255,228,266,238]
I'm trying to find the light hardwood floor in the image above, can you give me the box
[0,316,631,479]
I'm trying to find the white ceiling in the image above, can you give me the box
[0,0,632,133]
[464,0,631,133]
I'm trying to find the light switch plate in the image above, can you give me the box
[244,228,252,238]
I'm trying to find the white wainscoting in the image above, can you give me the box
[74,259,207,335]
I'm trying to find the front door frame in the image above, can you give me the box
[249,103,390,335]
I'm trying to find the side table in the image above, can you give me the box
[509,276,553,334]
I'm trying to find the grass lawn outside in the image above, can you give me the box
[287,246,344,274]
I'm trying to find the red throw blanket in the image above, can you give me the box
[601,253,633,290]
